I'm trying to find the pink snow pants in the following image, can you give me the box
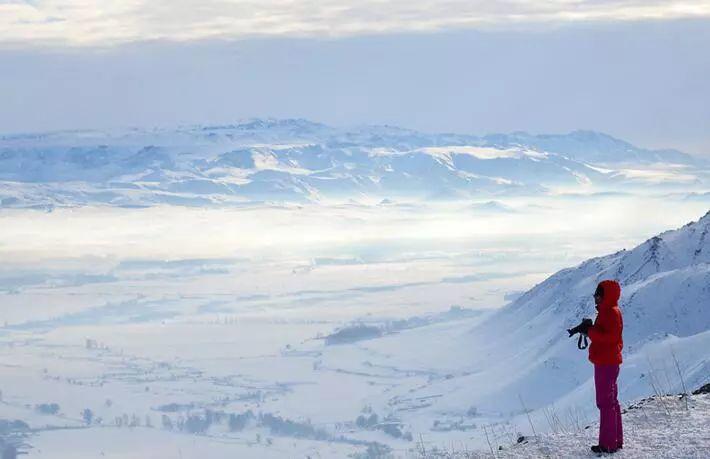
[594,364,623,449]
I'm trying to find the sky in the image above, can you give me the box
[1,1,709,155]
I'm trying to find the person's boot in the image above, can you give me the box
[591,445,618,454]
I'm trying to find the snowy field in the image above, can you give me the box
[1,192,708,457]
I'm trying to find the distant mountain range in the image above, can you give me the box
[1,119,707,208]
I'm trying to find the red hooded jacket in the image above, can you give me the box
[588,280,624,365]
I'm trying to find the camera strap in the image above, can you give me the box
[577,333,589,350]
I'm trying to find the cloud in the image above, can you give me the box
[1,0,709,46]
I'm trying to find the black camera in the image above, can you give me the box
[567,318,593,349]
[567,318,593,337]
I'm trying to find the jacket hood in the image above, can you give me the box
[597,279,621,310]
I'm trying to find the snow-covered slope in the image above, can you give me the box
[491,209,708,400]
[1,119,707,208]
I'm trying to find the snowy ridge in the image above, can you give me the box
[1,119,707,208]
[482,130,699,166]
[462,209,710,406]
[499,209,710,345]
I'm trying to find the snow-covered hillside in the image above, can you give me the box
[1,119,707,208]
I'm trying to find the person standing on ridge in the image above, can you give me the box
[587,279,624,454]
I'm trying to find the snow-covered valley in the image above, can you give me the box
[0,120,708,458]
